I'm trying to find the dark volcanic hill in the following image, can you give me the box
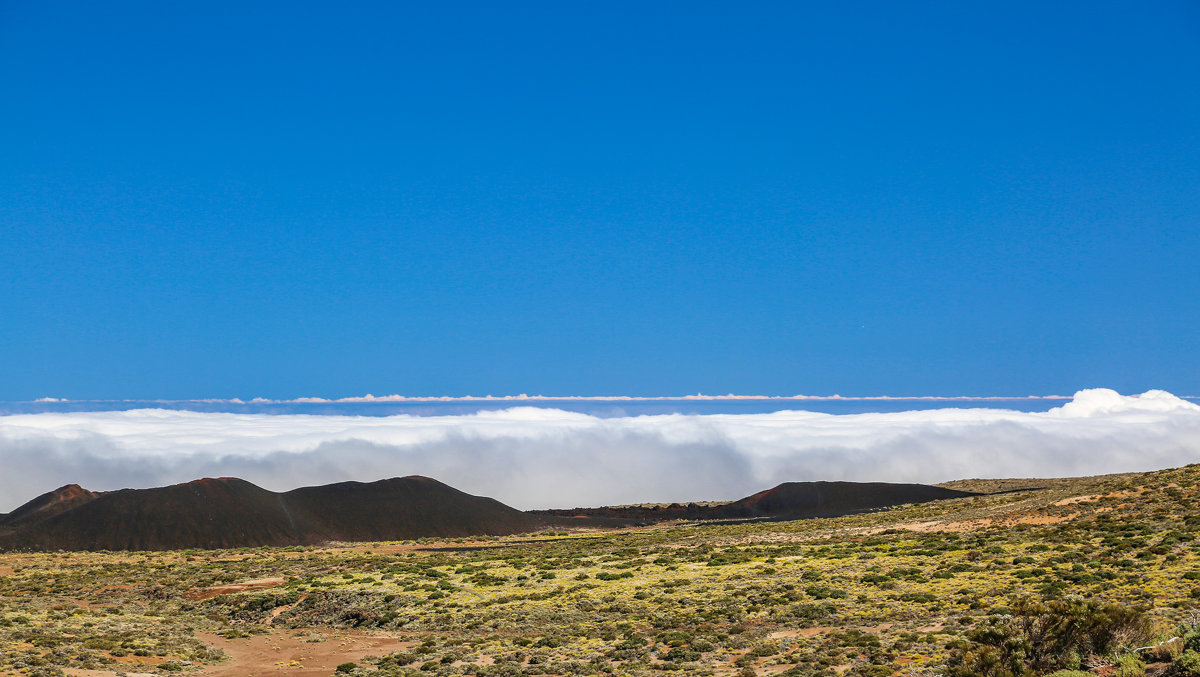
[0,484,104,529]
[534,481,977,525]
[1,476,980,551]
[0,476,543,552]
[709,481,975,519]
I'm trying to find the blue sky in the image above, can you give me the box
[1,1,1197,400]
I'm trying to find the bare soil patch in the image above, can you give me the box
[1053,494,1101,506]
[63,656,170,675]
[889,510,1089,533]
[64,671,157,677]
[194,628,413,676]
[1053,488,1141,507]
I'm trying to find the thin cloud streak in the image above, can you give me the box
[20,393,1077,404]
[1,389,1197,512]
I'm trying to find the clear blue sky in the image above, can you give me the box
[1,1,1197,399]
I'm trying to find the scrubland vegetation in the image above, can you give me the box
[6,464,1200,676]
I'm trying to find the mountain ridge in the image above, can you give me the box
[0,477,979,551]
[531,480,977,524]
[0,476,542,551]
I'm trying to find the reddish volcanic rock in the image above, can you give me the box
[0,484,103,530]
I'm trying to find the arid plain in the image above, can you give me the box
[4,464,1200,676]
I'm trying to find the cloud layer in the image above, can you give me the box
[2,389,1198,512]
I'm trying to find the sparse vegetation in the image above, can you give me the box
[4,464,1200,675]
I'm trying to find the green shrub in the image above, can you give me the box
[804,586,848,600]
[945,597,1151,676]
[1177,649,1200,677]
[1186,628,1200,654]
[1113,653,1146,677]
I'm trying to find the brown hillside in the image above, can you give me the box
[0,476,543,552]
[0,478,302,551]
[711,481,975,519]
[281,476,542,542]
[534,481,976,525]
[0,483,103,531]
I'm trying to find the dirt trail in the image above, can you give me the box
[61,629,411,677]
[64,671,156,677]
[194,629,413,676]
[268,593,309,622]
[186,577,287,601]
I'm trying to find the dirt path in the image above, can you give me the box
[60,629,411,677]
[65,671,156,677]
[186,577,287,601]
[194,629,413,676]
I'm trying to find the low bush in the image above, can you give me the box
[945,597,1151,677]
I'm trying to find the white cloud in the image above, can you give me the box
[146,393,1077,404]
[1,389,1198,513]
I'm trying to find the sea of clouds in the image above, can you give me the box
[1,388,1198,512]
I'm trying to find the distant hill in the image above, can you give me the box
[0,476,543,552]
[534,480,976,525]
[0,476,980,552]
[0,484,104,530]
[709,481,975,519]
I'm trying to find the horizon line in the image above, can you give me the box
[24,393,1090,404]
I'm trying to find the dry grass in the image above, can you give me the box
[3,465,1200,676]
